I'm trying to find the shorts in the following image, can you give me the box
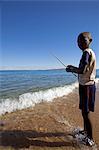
[79,83,96,112]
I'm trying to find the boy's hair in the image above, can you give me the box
[78,32,92,46]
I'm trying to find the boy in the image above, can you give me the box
[66,32,96,146]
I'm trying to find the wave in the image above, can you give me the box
[0,82,78,115]
[0,78,99,116]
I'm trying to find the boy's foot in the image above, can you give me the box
[82,136,95,146]
[72,128,87,137]
[79,130,86,135]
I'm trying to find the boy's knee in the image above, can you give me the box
[82,110,89,119]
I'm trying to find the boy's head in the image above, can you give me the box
[77,32,92,51]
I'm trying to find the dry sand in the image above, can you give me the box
[0,87,99,150]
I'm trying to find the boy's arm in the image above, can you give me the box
[66,51,90,74]
[66,65,84,74]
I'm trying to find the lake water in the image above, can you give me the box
[0,69,99,115]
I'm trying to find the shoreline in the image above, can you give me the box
[0,82,78,116]
[0,88,99,149]
[0,79,99,116]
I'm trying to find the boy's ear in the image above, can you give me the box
[90,39,92,42]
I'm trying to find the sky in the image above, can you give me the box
[0,0,99,70]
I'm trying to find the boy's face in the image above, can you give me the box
[77,36,89,51]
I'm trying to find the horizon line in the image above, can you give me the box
[0,66,64,71]
[0,66,99,71]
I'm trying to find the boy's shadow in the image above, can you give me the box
[0,130,79,148]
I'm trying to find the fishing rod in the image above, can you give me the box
[50,52,77,77]
[51,53,67,68]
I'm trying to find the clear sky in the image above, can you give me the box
[0,0,99,70]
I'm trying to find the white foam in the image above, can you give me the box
[0,78,99,116]
[0,82,78,115]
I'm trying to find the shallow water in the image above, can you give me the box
[0,69,99,115]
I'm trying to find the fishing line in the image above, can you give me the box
[50,52,77,78]
[51,53,67,68]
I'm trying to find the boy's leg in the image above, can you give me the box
[82,111,93,139]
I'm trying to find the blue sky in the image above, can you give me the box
[0,0,99,69]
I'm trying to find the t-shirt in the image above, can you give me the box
[79,51,90,73]
[78,48,96,85]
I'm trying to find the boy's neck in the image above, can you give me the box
[82,47,90,52]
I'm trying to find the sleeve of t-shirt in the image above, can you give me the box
[79,51,90,73]
[82,51,89,65]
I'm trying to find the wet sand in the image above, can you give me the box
[0,87,99,150]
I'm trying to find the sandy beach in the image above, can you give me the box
[0,87,99,150]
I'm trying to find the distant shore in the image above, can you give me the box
[0,67,99,71]
[0,88,99,150]
[0,66,64,71]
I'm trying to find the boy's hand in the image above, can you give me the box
[66,65,74,72]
